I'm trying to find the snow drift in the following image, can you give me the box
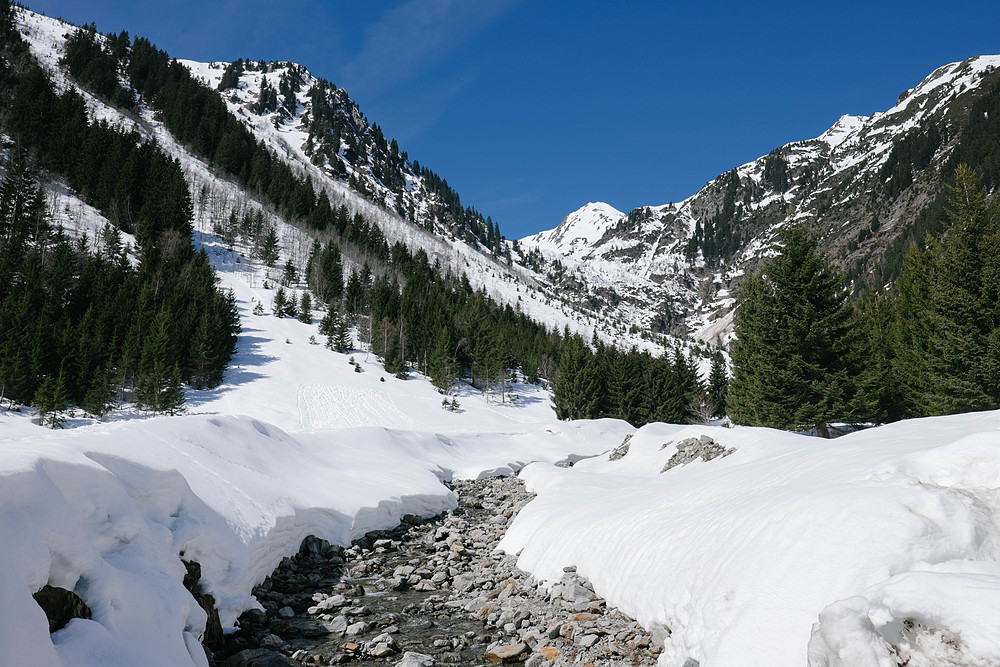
[499,412,1000,666]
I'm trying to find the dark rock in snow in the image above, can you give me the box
[32,584,92,633]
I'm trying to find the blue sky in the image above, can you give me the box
[24,1,1000,239]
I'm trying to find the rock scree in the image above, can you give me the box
[211,476,662,667]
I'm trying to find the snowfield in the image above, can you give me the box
[500,414,1000,666]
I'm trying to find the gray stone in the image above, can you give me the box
[277,606,294,618]
[453,572,477,593]
[650,623,671,648]
[324,615,349,634]
[609,434,633,460]
[346,620,370,635]
[222,648,300,667]
[486,642,527,663]
[394,651,435,667]
[238,608,268,628]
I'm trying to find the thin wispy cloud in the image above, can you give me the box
[339,0,522,98]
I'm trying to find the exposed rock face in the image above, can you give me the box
[607,434,632,461]
[183,559,226,651]
[32,584,92,633]
[661,435,735,473]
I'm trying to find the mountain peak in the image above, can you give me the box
[522,201,624,256]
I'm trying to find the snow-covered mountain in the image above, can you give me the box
[523,56,1000,343]
[21,8,997,353]
[4,7,1000,667]
[11,8,681,356]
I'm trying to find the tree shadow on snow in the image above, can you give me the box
[184,331,277,408]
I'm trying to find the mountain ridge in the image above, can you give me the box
[522,54,1000,343]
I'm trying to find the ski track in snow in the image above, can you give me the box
[296,384,416,430]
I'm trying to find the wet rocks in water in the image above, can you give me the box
[209,476,661,667]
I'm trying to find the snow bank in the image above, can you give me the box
[498,413,1000,666]
[0,411,628,666]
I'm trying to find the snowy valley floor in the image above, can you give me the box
[4,374,1000,667]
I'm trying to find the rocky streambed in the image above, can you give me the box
[211,476,663,667]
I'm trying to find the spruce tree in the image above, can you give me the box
[729,224,864,437]
[298,291,312,324]
[34,374,70,428]
[281,259,297,287]
[332,314,351,353]
[273,286,287,317]
[707,351,728,419]
[921,165,1000,412]
[160,364,186,415]
[553,334,590,420]
[256,226,280,267]
[82,366,115,419]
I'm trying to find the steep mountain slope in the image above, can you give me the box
[11,7,674,358]
[523,56,1000,344]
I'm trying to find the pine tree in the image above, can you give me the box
[82,366,115,419]
[159,363,186,415]
[552,334,590,420]
[729,224,864,437]
[333,314,352,353]
[921,165,1000,413]
[707,352,728,419]
[34,374,70,428]
[273,286,287,317]
[281,259,297,287]
[256,225,280,267]
[298,291,312,324]
[428,326,457,393]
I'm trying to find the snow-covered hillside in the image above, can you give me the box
[14,7,675,356]
[523,56,1000,343]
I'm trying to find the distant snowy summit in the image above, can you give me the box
[521,201,624,258]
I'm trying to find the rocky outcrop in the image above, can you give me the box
[661,435,735,472]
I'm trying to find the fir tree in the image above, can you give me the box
[273,286,288,317]
[729,224,864,437]
[256,225,280,267]
[552,334,590,420]
[921,165,1000,412]
[34,374,70,428]
[159,363,186,415]
[298,291,312,324]
[333,314,352,353]
[282,259,297,287]
[82,366,115,419]
[707,352,728,419]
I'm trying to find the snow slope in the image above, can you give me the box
[499,414,1000,666]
